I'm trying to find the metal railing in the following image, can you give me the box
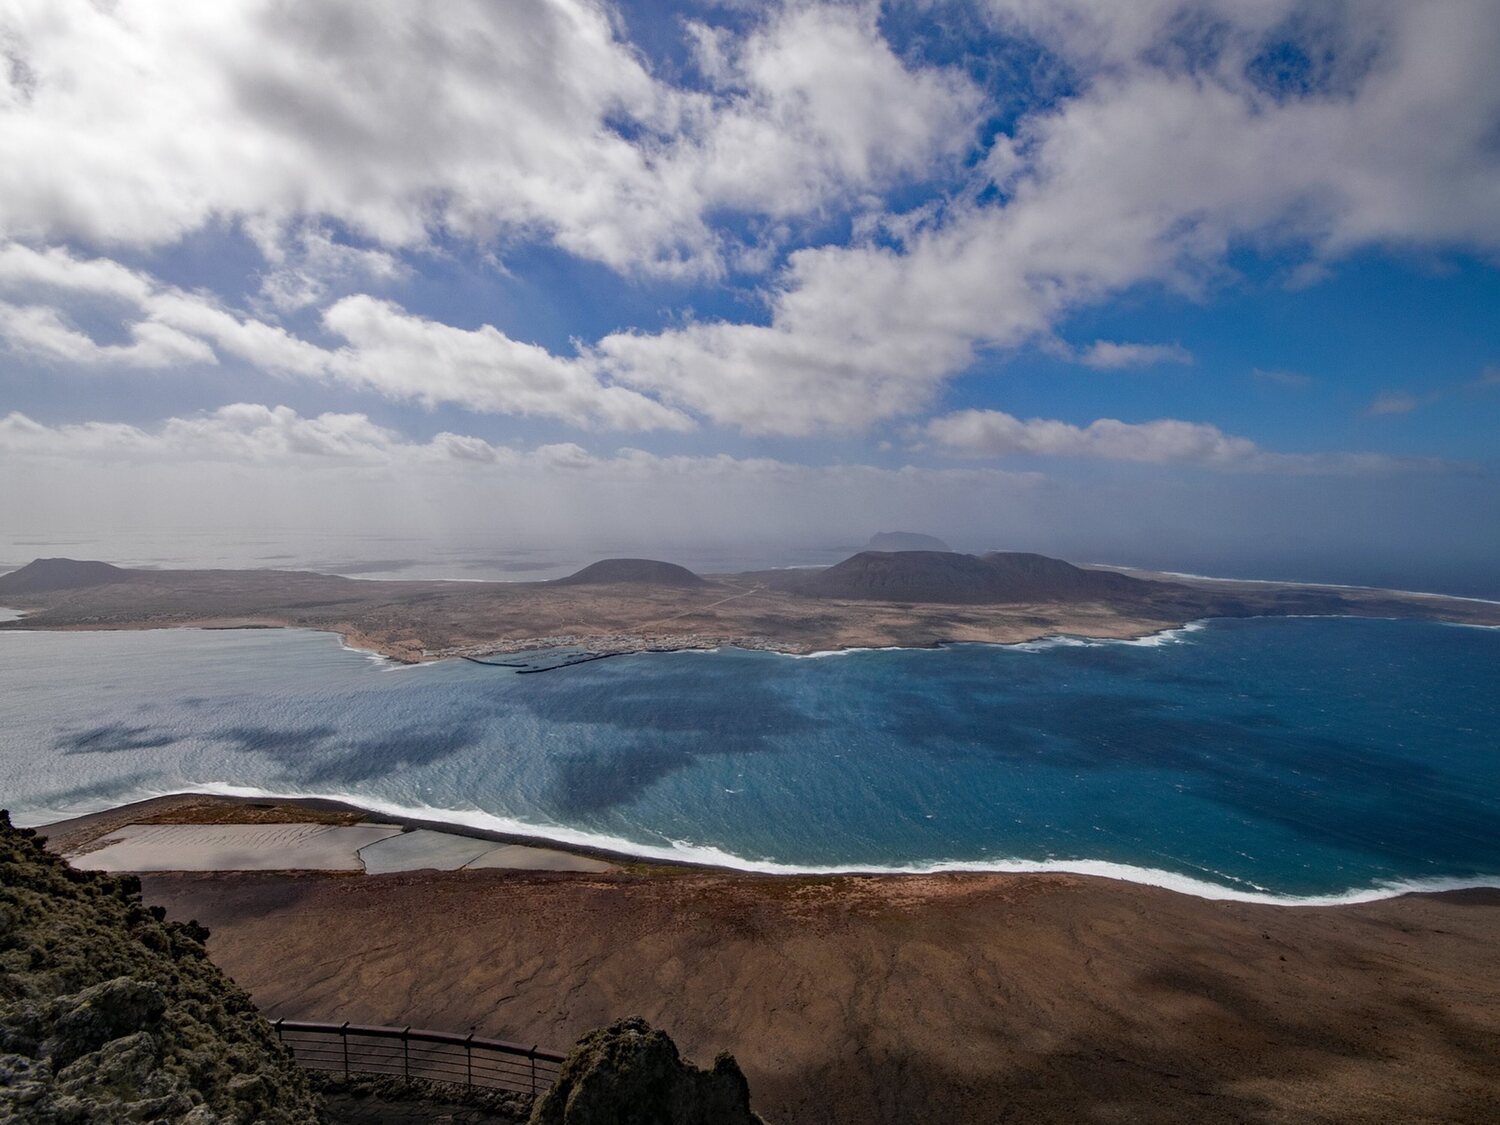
[272,1019,565,1096]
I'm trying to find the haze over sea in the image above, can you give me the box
[2,614,1497,903]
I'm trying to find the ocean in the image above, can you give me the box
[1,616,1496,903]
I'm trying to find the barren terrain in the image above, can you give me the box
[34,794,1500,1123]
[2,558,1495,662]
[142,863,1500,1124]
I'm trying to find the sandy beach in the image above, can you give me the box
[36,795,1500,1123]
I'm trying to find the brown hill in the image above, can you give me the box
[797,550,1145,604]
[552,558,706,588]
[0,558,131,595]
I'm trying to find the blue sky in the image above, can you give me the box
[1,1,1497,589]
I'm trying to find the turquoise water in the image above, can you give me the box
[1,617,1497,902]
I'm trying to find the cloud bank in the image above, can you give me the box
[1,1,1495,443]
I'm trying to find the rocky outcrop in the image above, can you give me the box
[529,1018,760,1125]
[0,810,322,1124]
[552,560,706,588]
[0,558,131,595]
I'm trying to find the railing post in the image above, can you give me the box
[403,1026,411,1080]
[340,1021,349,1079]
[465,1032,474,1088]
[273,1017,283,1044]
[529,1045,537,1095]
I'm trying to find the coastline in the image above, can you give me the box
[29,789,1500,908]
[2,610,1200,665]
[6,556,1499,666]
[25,797,1500,1122]
[0,604,1403,668]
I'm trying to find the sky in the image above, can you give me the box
[1,1,1498,592]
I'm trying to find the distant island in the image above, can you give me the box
[0,550,1496,663]
[863,531,953,552]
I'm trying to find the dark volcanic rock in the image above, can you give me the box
[864,531,953,553]
[0,810,321,1124]
[529,1018,760,1125]
[0,558,130,595]
[42,976,167,1069]
[552,559,706,588]
[799,550,1145,604]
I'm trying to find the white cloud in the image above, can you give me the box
[249,221,405,313]
[588,2,1500,433]
[321,296,691,431]
[3,4,1498,442]
[0,1,980,278]
[922,408,1441,474]
[0,405,1049,498]
[681,5,982,222]
[1367,391,1418,416]
[1252,367,1312,388]
[924,408,1255,464]
[0,404,464,465]
[0,242,325,375]
[1077,340,1192,370]
[0,302,215,368]
[0,243,688,430]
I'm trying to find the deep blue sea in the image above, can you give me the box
[1,616,1497,903]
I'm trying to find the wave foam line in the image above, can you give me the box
[773,622,1208,660]
[1088,565,1500,606]
[161,783,1500,908]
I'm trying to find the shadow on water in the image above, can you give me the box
[510,660,827,815]
[56,723,181,754]
[212,720,491,786]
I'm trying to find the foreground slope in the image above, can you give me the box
[143,862,1500,1125]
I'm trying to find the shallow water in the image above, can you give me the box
[1,617,1497,901]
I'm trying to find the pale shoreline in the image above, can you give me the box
[27,789,1500,908]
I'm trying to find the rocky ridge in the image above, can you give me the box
[0,810,322,1124]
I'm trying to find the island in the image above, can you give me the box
[0,551,1495,663]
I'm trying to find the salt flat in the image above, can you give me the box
[72,822,402,872]
[354,827,498,873]
[359,829,613,873]
[65,819,615,874]
[462,842,614,873]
